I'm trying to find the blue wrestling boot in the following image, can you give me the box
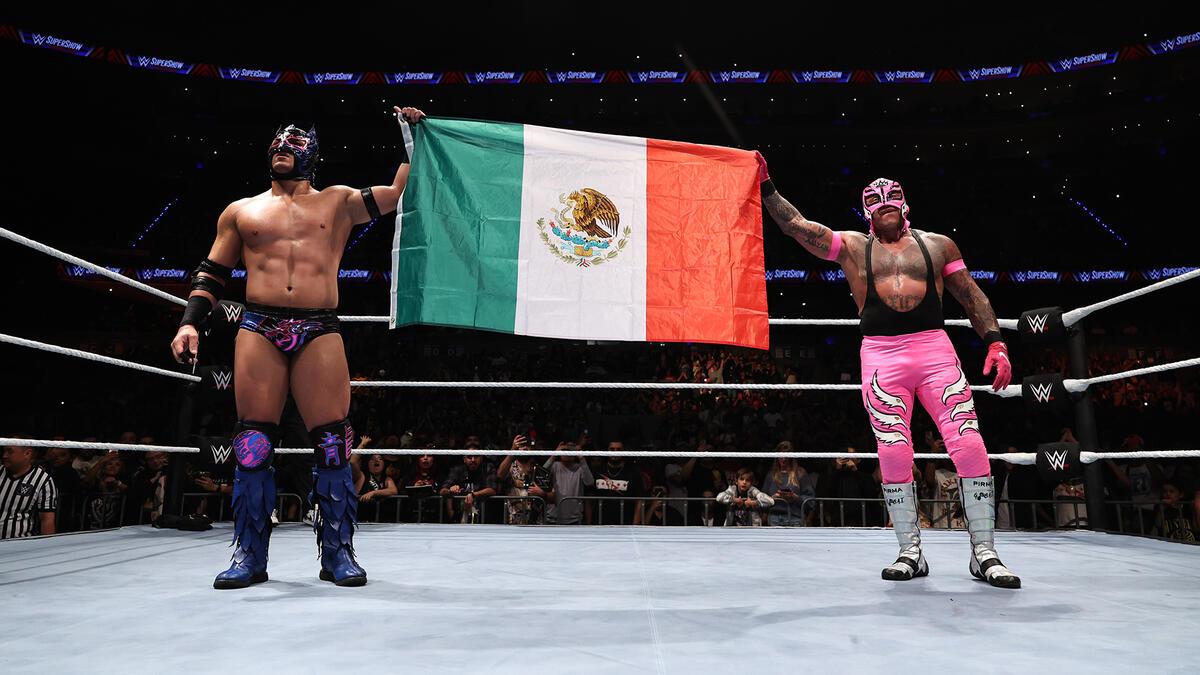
[213,465,276,589]
[309,418,367,586]
[313,463,367,586]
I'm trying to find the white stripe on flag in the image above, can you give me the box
[515,125,648,341]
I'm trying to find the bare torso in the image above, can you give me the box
[839,230,950,315]
[233,187,356,308]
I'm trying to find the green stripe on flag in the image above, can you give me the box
[393,118,524,332]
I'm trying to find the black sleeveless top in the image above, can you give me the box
[860,230,944,336]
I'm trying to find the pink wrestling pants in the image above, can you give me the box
[860,329,991,484]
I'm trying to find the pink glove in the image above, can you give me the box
[984,342,1012,391]
[753,151,771,184]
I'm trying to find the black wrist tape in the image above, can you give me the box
[180,294,214,327]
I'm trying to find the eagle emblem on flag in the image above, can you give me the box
[536,188,631,267]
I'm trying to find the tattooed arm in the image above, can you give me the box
[935,234,1000,338]
[937,233,1013,390]
[763,190,843,261]
[755,151,844,262]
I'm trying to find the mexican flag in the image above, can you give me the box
[389,117,768,350]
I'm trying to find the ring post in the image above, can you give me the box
[166,380,197,519]
[1066,323,1107,530]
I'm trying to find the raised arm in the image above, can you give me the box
[755,152,844,262]
[342,106,426,225]
[935,234,1012,390]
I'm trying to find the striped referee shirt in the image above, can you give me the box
[0,465,58,539]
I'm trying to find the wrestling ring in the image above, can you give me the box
[1,224,1198,673]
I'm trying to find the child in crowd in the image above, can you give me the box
[715,468,775,526]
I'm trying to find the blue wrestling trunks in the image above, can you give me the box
[239,303,341,354]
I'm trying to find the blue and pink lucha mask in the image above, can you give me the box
[268,124,319,183]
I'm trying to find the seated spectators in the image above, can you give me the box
[356,454,399,522]
[924,449,964,530]
[497,435,550,525]
[543,443,593,525]
[126,451,170,524]
[591,442,644,525]
[400,449,441,523]
[439,445,498,524]
[189,455,233,521]
[82,452,127,529]
[1154,480,1196,543]
[760,448,816,526]
[662,451,715,526]
[818,447,882,526]
[1192,490,1200,541]
[42,448,81,531]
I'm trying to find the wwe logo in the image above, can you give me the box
[1059,59,1074,71]
[138,56,151,67]
[32,34,46,45]
[968,69,980,80]
[210,444,233,464]
[1026,313,1050,333]
[1030,382,1055,403]
[221,303,243,323]
[1047,449,1069,471]
[212,369,233,391]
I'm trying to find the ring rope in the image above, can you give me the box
[0,226,188,307]
[4,226,1192,331]
[1063,356,1200,392]
[1079,451,1200,461]
[0,332,202,383]
[4,437,1199,465]
[0,438,199,453]
[1062,268,1200,327]
[1,327,1191,396]
[0,227,403,324]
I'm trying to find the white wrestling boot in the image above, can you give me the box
[881,482,929,581]
[959,476,1021,589]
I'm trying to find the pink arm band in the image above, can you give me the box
[942,259,967,277]
[823,231,843,261]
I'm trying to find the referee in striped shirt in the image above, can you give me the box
[1,442,58,539]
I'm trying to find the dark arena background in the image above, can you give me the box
[1,8,1198,674]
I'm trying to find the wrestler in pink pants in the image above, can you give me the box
[860,328,991,484]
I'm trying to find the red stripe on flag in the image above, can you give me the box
[645,140,769,350]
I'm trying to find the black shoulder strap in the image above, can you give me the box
[360,187,382,221]
[865,235,875,288]
[911,230,936,284]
